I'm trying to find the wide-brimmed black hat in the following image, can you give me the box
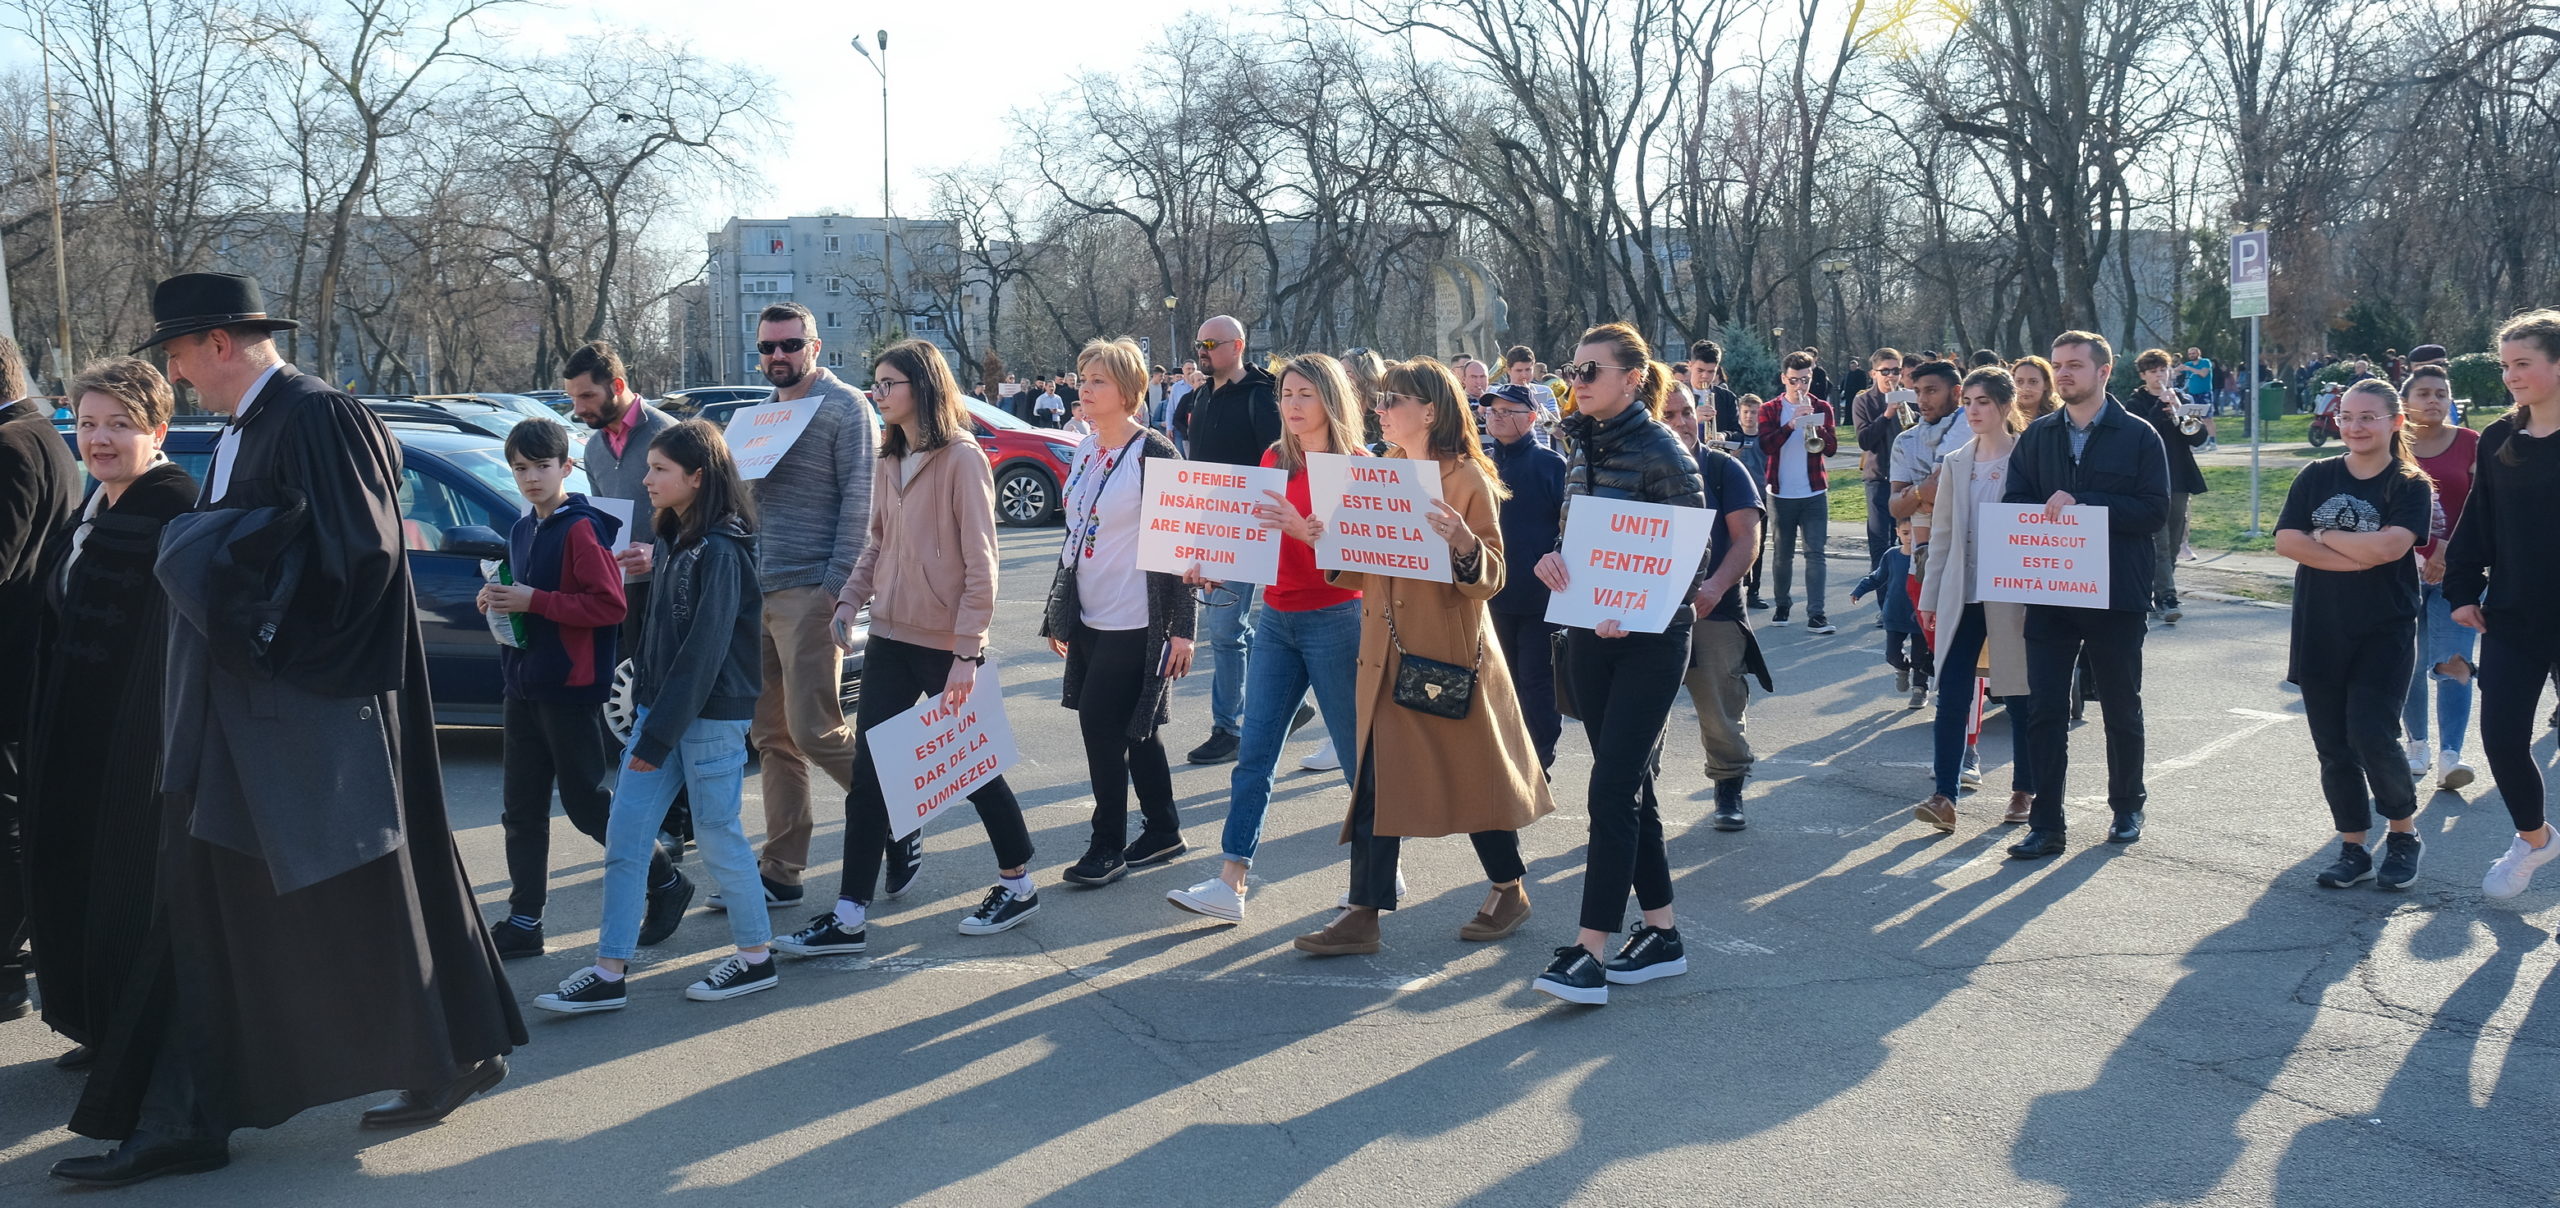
[134,272,300,352]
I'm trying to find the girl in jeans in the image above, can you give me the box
[1043,337,1198,886]
[2275,380,2431,891]
[1534,323,1714,1006]
[2400,363,2479,790]
[2451,311,2560,898]
[536,420,774,1013]
[777,339,1040,958]
[1912,367,2037,832]
[1168,353,1367,925]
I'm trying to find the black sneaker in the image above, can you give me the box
[1712,778,1746,831]
[1604,925,1689,984]
[772,912,866,956]
[488,917,545,961]
[1287,701,1319,737]
[1063,848,1129,886]
[883,834,925,901]
[2316,842,2375,888]
[1124,829,1188,868]
[1770,608,1792,626]
[1805,615,1837,635]
[638,870,695,947]
[1187,731,1241,764]
[957,886,1040,935]
[1533,946,1609,1005]
[2375,833,2423,891]
[684,953,778,1001]
[1747,594,1770,611]
[707,873,803,913]
[532,967,628,1014]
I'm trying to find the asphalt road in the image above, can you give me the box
[5,526,2556,1206]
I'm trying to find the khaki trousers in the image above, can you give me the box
[1682,618,1757,783]
[753,585,858,885]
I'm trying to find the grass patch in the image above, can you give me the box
[2189,465,2299,552]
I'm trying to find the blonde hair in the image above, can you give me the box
[1075,337,1149,418]
[1379,357,1508,500]
[2010,355,2058,416]
[71,356,175,429]
[1274,353,1365,474]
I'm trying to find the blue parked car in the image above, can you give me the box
[61,403,861,731]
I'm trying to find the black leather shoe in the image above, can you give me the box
[2006,829,2068,860]
[2106,811,2145,844]
[359,1055,507,1129]
[50,1131,230,1186]
[57,1044,95,1070]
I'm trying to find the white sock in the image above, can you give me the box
[1000,873,1034,899]
[592,964,624,982]
[740,948,771,965]
[834,898,866,931]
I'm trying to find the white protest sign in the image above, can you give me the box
[1308,452,1450,582]
[866,661,1020,840]
[1136,457,1288,584]
[1544,497,1715,632]
[1975,504,2110,607]
[725,398,821,480]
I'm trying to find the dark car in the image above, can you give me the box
[698,394,1078,526]
[658,385,773,418]
[61,404,862,730]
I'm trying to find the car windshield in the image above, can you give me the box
[442,445,592,503]
[966,399,1031,430]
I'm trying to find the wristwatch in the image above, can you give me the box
[956,651,989,666]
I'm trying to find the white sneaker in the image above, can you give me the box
[2482,832,2560,900]
[1166,878,1245,923]
[1300,739,1340,772]
[2403,740,2431,776]
[2437,752,2475,792]
[1340,870,1408,908]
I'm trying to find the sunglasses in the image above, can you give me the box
[757,337,812,355]
[1372,391,1425,411]
[1561,360,1626,385]
[1196,338,1228,353]
[1876,367,1903,376]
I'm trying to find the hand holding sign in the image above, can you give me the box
[1309,452,1451,582]
[1543,497,1714,633]
[1975,503,2110,607]
[1137,459,1288,584]
[868,661,1021,840]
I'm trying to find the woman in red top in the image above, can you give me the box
[2401,363,2480,790]
[1165,353,1368,925]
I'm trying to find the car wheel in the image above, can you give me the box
[995,464,1058,527]
[605,658,639,746]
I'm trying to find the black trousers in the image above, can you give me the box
[623,579,691,843]
[0,739,23,988]
[842,636,1033,905]
[2301,623,2418,834]
[2479,627,2560,833]
[500,696,670,916]
[2023,606,2148,830]
[1070,627,1180,850]
[1566,623,1691,932]
[1488,610,1562,771]
[1345,744,1525,911]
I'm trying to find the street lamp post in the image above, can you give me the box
[1163,296,1178,384]
[851,31,894,338]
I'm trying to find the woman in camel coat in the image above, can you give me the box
[1914,365,2036,830]
[1296,357,1553,958]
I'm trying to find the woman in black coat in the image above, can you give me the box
[26,358,197,1076]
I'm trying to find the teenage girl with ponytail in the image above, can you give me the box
[2448,310,2560,898]
[2274,378,2433,890]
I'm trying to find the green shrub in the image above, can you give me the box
[2447,351,2509,411]
[1715,322,1781,400]
[2311,360,2374,390]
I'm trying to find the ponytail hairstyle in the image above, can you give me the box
[1379,356,1509,500]
[2495,309,2560,467]
[1576,321,1670,417]
[1961,366,2025,434]
[1273,352,1365,473]
[1647,361,1682,419]
[2339,378,2429,485]
[650,418,758,549]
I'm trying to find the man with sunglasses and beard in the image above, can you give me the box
[1179,315,1283,765]
[1850,349,1907,570]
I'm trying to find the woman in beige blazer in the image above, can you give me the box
[1913,366,2037,831]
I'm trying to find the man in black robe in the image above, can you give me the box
[0,333,82,1023]
[51,274,525,1187]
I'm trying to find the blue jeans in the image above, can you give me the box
[2402,583,2476,755]
[1932,604,2034,800]
[1863,478,1893,569]
[600,708,766,961]
[1219,600,1362,865]
[1202,582,1260,735]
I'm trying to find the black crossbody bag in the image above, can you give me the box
[1386,593,1480,720]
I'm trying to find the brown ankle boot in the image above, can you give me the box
[1294,907,1382,956]
[2002,792,2034,825]
[1458,881,1532,941]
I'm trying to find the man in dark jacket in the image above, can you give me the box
[1483,385,1567,770]
[0,333,80,1022]
[1179,314,1281,764]
[2127,348,2210,623]
[1849,347,1907,569]
[51,274,523,1187]
[2001,331,2170,861]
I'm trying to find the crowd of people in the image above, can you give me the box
[2,266,2557,1186]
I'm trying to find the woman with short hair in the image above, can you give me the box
[27,357,199,1081]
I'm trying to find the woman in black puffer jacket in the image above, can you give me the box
[1529,321,1717,1007]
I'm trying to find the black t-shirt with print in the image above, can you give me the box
[2277,455,2429,682]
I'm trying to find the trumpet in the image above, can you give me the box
[2174,401,2204,435]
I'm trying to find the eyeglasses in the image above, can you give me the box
[757,338,812,355]
[1485,407,1535,419]
[1191,583,1241,608]
[874,375,908,391]
[2334,412,2393,426]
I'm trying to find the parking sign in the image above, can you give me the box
[2230,231,2270,319]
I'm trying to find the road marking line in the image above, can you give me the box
[2151,706,2300,771]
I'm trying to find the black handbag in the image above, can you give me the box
[1385,594,1480,720]
[1039,556,1081,640]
